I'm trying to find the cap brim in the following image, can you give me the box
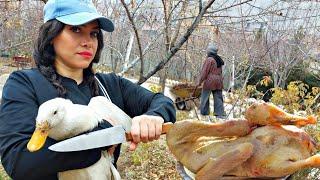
[56,12,114,32]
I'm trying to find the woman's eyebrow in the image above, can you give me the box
[80,24,99,30]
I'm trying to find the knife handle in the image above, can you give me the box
[125,122,173,141]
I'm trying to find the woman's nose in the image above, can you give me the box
[80,35,93,48]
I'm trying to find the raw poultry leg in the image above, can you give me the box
[245,102,316,126]
[264,154,320,177]
[196,143,254,180]
[166,120,253,177]
[167,119,251,144]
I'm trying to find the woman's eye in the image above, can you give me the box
[70,26,81,33]
[91,31,99,38]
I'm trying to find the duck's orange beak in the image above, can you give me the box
[27,122,50,152]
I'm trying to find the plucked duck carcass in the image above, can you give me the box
[167,102,319,180]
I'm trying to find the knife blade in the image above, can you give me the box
[49,123,173,152]
[49,125,126,152]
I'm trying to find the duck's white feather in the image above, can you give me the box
[36,96,123,180]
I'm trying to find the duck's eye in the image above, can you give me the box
[53,110,57,115]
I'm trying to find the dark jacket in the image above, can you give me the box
[198,56,223,90]
[0,68,176,180]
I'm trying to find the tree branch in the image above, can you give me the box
[0,40,32,51]
[120,0,144,79]
[137,0,216,84]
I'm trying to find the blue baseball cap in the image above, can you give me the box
[44,0,114,32]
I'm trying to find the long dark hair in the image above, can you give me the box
[208,52,224,68]
[33,20,103,97]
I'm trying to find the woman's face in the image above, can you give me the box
[52,20,99,71]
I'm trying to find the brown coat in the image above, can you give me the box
[198,56,223,90]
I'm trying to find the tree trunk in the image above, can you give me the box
[137,0,216,84]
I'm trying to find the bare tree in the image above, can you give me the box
[1,0,318,90]
[116,0,216,84]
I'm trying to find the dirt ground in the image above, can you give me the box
[117,136,182,180]
[0,163,10,180]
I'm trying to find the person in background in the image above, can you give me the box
[0,0,176,179]
[195,44,225,121]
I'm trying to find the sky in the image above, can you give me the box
[209,0,320,32]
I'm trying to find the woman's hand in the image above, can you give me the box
[129,115,164,151]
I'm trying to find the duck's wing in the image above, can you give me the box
[88,96,132,132]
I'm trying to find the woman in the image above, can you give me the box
[196,44,225,120]
[0,0,176,179]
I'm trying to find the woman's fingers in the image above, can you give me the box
[129,142,138,151]
[155,120,162,140]
[130,118,141,143]
[140,119,149,143]
[130,115,164,146]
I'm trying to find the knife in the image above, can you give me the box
[49,123,172,152]
[49,99,173,152]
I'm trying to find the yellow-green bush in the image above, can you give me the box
[148,84,162,93]
[270,81,319,115]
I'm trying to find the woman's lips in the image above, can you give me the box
[77,51,93,58]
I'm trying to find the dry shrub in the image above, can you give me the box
[117,137,182,180]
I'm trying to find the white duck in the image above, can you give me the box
[27,96,132,180]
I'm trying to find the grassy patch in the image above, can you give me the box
[0,163,10,180]
[117,136,182,180]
